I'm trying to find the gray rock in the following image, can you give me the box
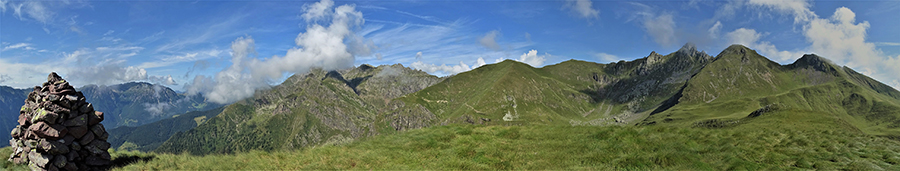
[90,124,106,137]
[78,132,94,146]
[63,114,86,127]
[53,155,67,168]
[27,150,52,167]
[69,142,81,151]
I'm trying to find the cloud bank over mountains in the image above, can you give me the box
[184,0,362,104]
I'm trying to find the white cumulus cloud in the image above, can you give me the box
[595,53,620,63]
[628,2,677,47]
[411,61,471,75]
[518,50,547,67]
[643,13,677,47]
[184,0,363,104]
[564,0,599,19]
[725,28,806,62]
[479,30,501,51]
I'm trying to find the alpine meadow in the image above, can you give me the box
[2,0,900,170]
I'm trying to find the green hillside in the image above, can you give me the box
[643,45,900,137]
[107,107,226,152]
[10,121,896,170]
[384,43,713,130]
[154,64,442,155]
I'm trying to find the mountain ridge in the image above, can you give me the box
[0,82,223,147]
[154,64,443,155]
[643,44,900,138]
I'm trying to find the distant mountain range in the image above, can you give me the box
[78,82,223,127]
[0,82,223,146]
[150,43,900,155]
[6,44,899,156]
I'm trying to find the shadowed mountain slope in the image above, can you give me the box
[0,86,30,144]
[108,107,226,152]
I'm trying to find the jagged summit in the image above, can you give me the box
[675,43,710,58]
[676,43,698,55]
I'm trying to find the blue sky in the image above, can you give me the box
[1,0,899,104]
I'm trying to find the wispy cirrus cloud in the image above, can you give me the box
[359,12,533,76]
[875,42,900,46]
[153,13,248,53]
[1,43,35,51]
[10,1,53,24]
[137,49,225,69]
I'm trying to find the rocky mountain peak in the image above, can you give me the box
[675,43,712,61]
[645,51,664,65]
[790,54,838,74]
[677,43,698,54]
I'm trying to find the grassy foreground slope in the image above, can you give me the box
[7,112,900,170]
[27,109,900,170]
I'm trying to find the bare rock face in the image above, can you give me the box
[8,72,111,171]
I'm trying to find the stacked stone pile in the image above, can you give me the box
[8,72,111,171]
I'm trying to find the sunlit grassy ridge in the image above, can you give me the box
[644,45,900,137]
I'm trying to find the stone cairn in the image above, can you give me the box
[8,73,111,171]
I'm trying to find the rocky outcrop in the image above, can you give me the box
[8,73,111,171]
